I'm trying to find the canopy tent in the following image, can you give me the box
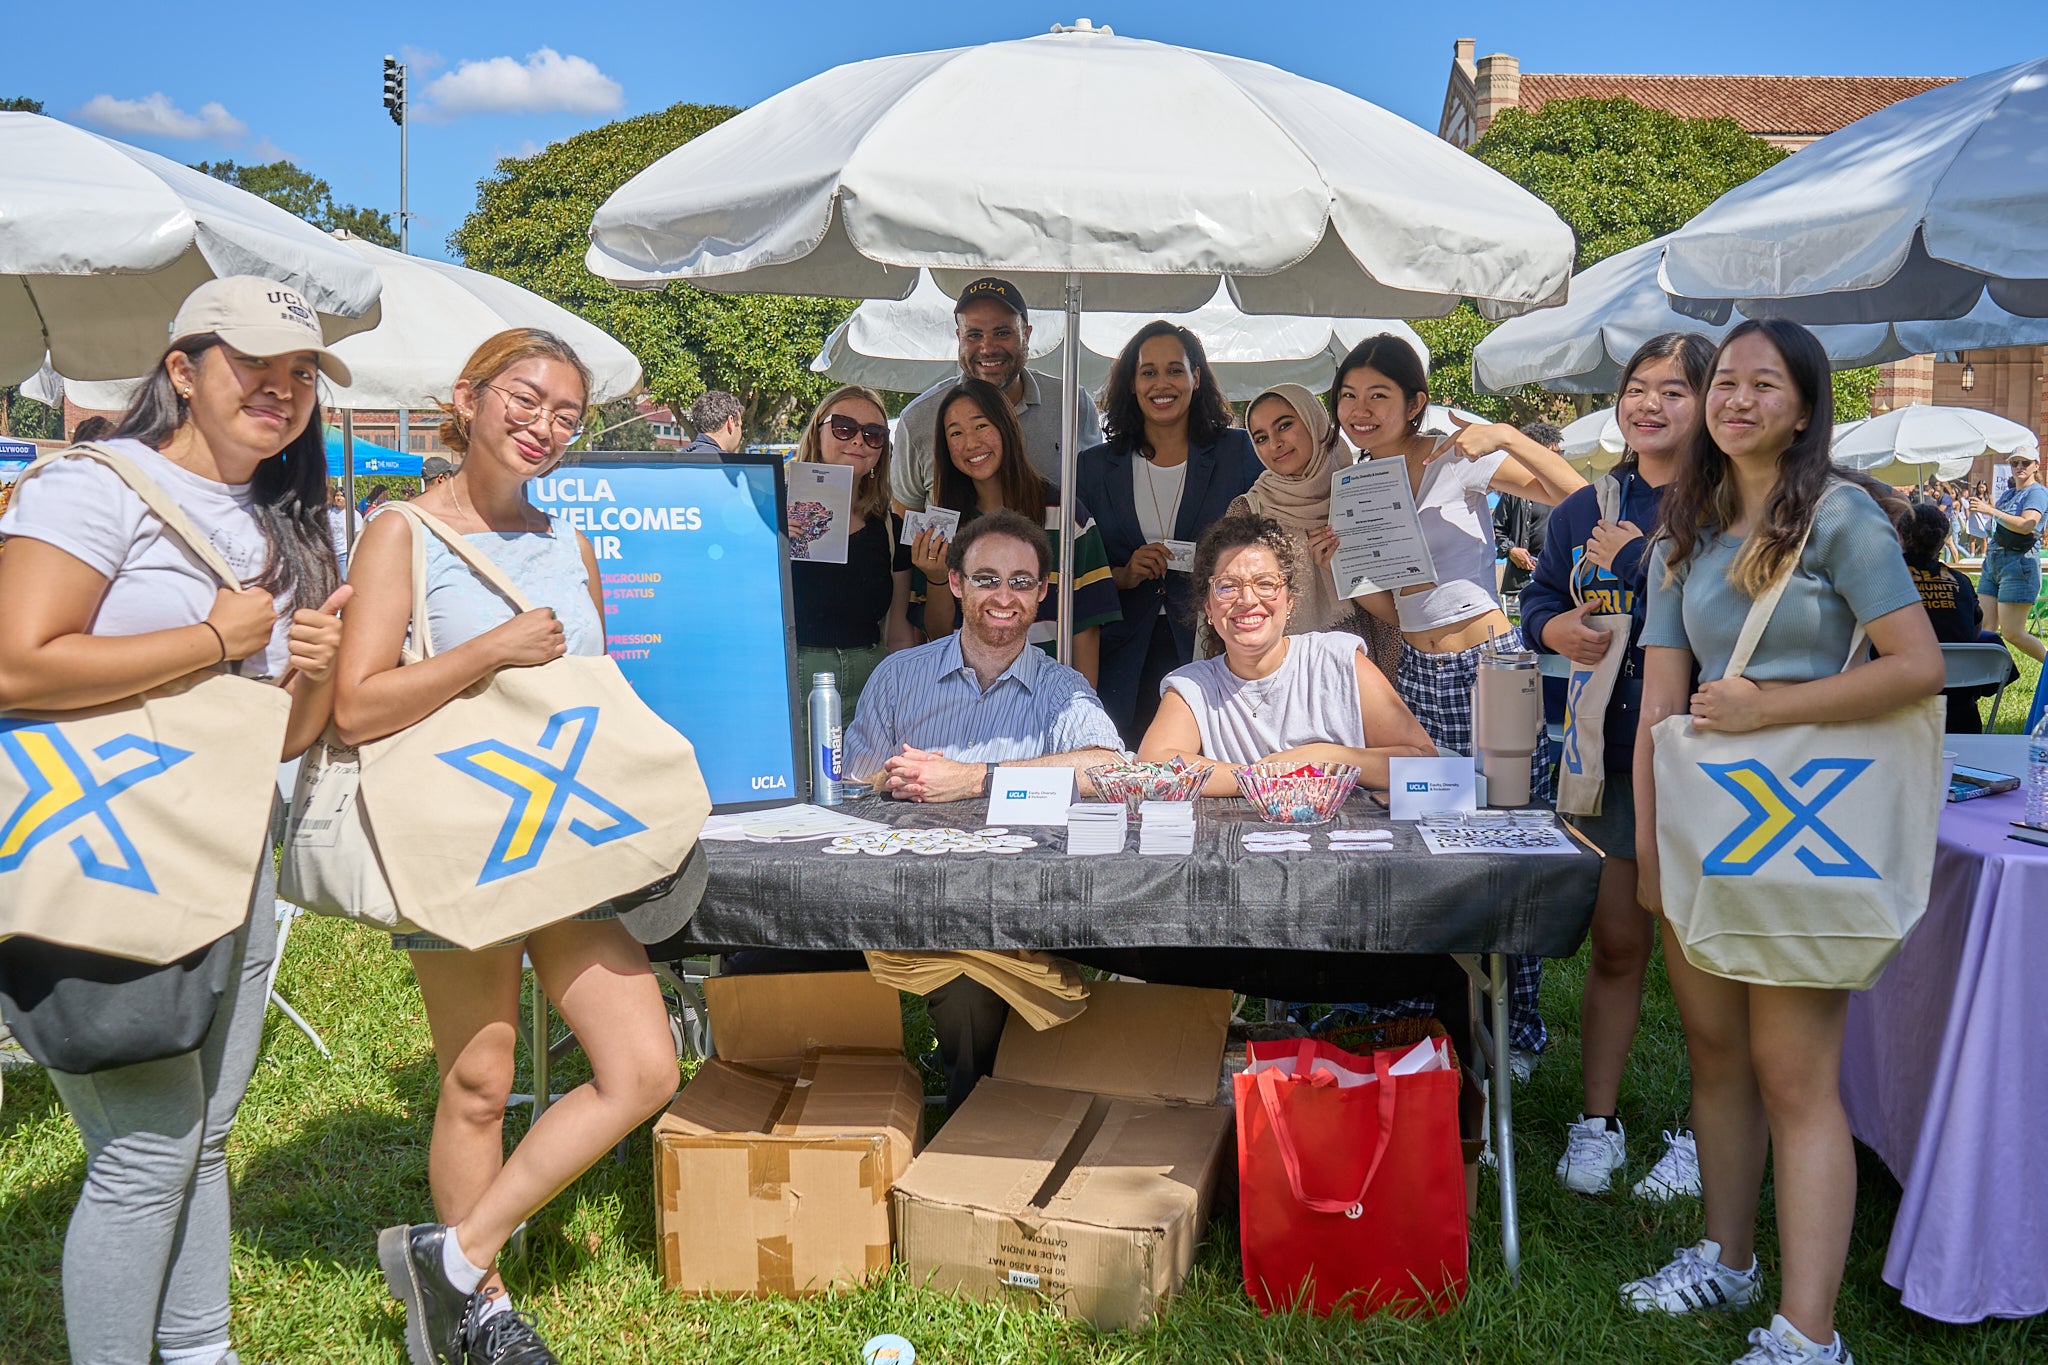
[812,271,1430,400]
[1659,57,2048,324]
[1560,407,1627,471]
[1831,403,2038,485]
[0,112,380,386]
[322,427,417,478]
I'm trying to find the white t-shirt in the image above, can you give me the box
[1133,454,1188,618]
[0,439,296,678]
[1392,447,1508,634]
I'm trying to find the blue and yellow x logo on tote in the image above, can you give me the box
[1698,757,1879,879]
[438,706,645,885]
[0,720,191,892]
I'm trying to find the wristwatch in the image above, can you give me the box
[979,764,994,797]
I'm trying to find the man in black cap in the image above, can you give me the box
[889,277,1101,512]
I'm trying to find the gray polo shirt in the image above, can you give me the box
[888,368,1102,509]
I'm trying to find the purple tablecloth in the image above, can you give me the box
[1840,783,2048,1322]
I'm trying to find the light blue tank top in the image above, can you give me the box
[377,507,604,656]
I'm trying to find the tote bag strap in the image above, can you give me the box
[1569,473,1629,610]
[20,442,247,590]
[1254,1046,1402,1215]
[1722,482,1854,683]
[381,502,548,662]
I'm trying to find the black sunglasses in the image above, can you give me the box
[823,413,889,450]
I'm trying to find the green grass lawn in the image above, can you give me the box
[2,659,2041,1363]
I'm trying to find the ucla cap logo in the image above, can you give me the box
[1699,758,1878,879]
[0,720,190,892]
[438,707,644,885]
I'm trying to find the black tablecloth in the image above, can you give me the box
[687,795,1600,962]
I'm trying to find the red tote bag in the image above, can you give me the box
[1235,1037,1468,1317]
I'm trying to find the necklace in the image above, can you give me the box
[1137,452,1185,538]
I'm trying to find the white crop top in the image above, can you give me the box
[1391,446,1507,634]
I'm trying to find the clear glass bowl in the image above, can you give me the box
[1234,761,1362,825]
[1084,758,1212,813]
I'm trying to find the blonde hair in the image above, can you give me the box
[438,328,593,454]
[796,384,894,522]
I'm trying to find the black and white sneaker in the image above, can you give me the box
[377,1223,476,1365]
[1620,1238,1761,1313]
[465,1305,561,1364]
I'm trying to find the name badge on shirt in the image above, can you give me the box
[985,767,1076,826]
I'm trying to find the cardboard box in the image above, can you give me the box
[893,980,1234,1330]
[653,972,923,1295]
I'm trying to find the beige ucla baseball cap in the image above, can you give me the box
[169,275,353,385]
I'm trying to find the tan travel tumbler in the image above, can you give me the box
[1473,640,1542,807]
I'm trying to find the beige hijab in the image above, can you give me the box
[1231,383,1362,638]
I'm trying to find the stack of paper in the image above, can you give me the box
[1138,801,1195,856]
[1066,803,1129,856]
[862,950,1089,1030]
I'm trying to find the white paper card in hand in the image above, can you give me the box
[786,461,854,564]
[1163,538,1197,573]
[985,767,1076,827]
[900,505,962,547]
[1387,756,1478,821]
[1329,459,1437,599]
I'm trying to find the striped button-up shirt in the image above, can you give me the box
[843,633,1124,781]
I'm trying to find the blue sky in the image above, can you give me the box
[15,3,2044,263]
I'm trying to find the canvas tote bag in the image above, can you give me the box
[1555,474,1635,817]
[299,502,709,948]
[1652,490,1943,991]
[0,443,290,964]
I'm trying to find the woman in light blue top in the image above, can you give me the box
[334,330,675,1365]
[1624,320,1942,1365]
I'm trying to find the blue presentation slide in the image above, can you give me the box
[528,456,800,810]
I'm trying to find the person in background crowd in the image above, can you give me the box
[889,277,1101,511]
[908,377,1120,685]
[0,276,350,1365]
[1521,331,1716,1201]
[1904,502,1991,733]
[1136,511,1435,789]
[1971,453,2048,667]
[1628,319,1943,1365]
[70,415,116,443]
[843,509,1124,1108]
[1963,480,1993,557]
[788,384,915,719]
[683,390,743,456]
[1494,419,1562,601]
[336,329,677,1365]
[359,483,390,518]
[327,481,351,573]
[420,455,456,491]
[1334,333,1587,1077]
[1076,321,1262,743]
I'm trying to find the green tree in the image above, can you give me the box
[450,104,851,441]
[585,397,657,451]
[1832,366,1880,422]
[2,96,43,113]
[191,160,398,248]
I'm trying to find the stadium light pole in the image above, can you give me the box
[382,55,410,459]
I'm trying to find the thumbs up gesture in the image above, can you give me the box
[285,585,353,685]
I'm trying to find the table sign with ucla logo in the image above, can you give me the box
[0,446,291,963]
[528,454,802,811]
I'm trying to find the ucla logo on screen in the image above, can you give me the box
[751,774,788,791]
[0,719,190,892]
[438,707,645,886]
[1698,757,1879,879]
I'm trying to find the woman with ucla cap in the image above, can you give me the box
[333,329,677,1365]
[0,276,351,1365]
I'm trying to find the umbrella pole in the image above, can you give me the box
[344,411,357,545]
[1057,273,1082,667]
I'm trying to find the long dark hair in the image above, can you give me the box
[1614,332,1715,468]
[1329,333,1430,443]
[111,335,338,611]
[931,377,1048,524]
[1101,321,1233,450]
[1657,319,1836,596]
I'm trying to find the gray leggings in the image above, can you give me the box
[47,860,278,1365]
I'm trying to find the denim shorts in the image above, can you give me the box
[1977,546,2042,604]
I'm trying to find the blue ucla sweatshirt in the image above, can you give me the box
[1517,467,1666,772]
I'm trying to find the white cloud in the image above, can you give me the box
[245,136,296,164]
[422,48,623,119]
[75,92,247,141]
[399,45,444,75]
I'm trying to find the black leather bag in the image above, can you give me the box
[0,932,235,1074]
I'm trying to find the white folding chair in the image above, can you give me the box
[1940,642,2018,730]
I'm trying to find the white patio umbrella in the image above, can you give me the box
[1659,57,2048,324]
[1472,236,2048,394]
[1560,406,1627,470]
[812,272,1429,399]
[0,112,382,385]
[1831,403,2038,485]
[588,20,1574,661]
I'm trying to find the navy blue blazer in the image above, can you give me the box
[1074,427,1263,733]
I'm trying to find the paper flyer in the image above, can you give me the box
[786,461,854,564]
[900,505,963,548]
[1329,459,1437,599]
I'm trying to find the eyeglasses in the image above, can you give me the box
[963,572,1044,593]
[480,383,584,442]
[1209,574,1288,603]
[823,413,889,450]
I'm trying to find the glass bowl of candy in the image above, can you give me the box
[1084,757,1212,813]
[1234,761,1361,825]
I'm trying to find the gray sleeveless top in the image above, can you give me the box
[1161,631,1368,764]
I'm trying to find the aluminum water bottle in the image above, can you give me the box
[2028,709,2048,828]
[809,672,844,806]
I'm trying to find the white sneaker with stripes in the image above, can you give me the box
[1633,1129,1703,1201]
[1731,1314,1853,1364]
[1620,1239,1761,1314]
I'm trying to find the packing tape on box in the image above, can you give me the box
[866,1241,891,1274]
[860,1148,887,1199]
[750,1145,791,1200]
[757,1235,796,1295]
